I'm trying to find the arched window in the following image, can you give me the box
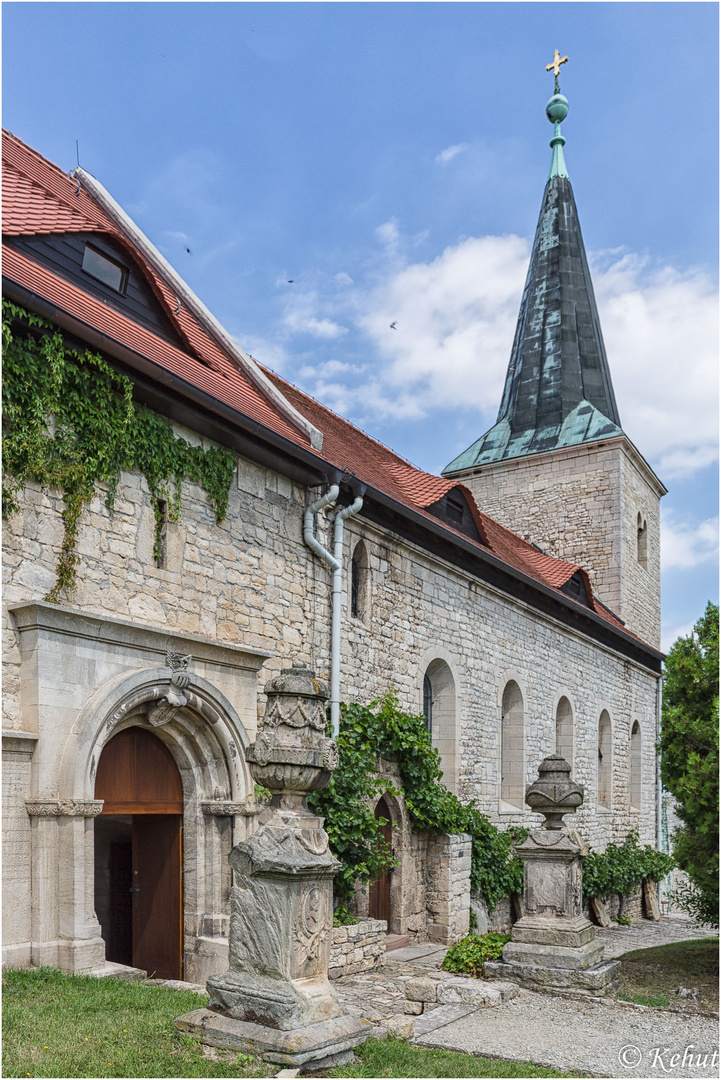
[423,659,457,792]
[501,681,524,810]
[598,711,612,809]
[629,720,642,810]
[637,513,648,568]
[555,696,574,770]
[350,540,369,621]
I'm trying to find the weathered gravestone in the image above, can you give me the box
[176,663,371,1067]
[484,754,620,995]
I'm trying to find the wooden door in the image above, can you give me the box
[95,727,183,979]
[132,815,182,979]
[368,798,392,925]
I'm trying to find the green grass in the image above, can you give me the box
[2,968,274,1078]
[618,990,670,1008]
[614,937,719,1015]
[327,1037,581,1078]
[618,938,719,978]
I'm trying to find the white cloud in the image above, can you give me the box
[282,291,348,340]
[661,511,719,571]
[661,620,694,653]
[435,143,469,164]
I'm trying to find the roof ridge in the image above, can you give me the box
[2,129,75,184]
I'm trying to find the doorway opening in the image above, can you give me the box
[368,795,393,925]
[94,726,183,979]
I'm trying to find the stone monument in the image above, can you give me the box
[176,663,371,1067]
[485,755,620,994]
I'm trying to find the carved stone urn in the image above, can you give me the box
[524,754,584,829]
[484,754,620,995]
[181,662,369,1067]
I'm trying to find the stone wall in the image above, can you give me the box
[328,918,386,980]
[426,833,471,943]
[3,418,660,971]
[453,437,663,647]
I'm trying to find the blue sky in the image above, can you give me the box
[3,2,718,649]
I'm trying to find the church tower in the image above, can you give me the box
[443,54,665,647]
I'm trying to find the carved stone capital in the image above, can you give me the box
[26,798,104,818]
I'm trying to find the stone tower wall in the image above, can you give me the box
[455,437,663,648]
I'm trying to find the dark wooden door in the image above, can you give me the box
[95,727,184,979]
[132,815,182,979]
[368,798,392,925]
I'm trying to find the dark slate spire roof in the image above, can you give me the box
[444,85,623,475]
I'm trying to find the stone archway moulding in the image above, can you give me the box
[60,667,254,805]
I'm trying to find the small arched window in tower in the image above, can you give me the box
[350,540,368,620]
[423,659,457,792]
[501,681,524,810]
[598,710,612,809]
[555,696,574,771]
[629,720,642,810]
[637,513,648,568]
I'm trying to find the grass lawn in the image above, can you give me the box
[2,968,274,1078]
[615,937,719,1014]
[4,968,580,1080]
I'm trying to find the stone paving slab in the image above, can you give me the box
[416,988,719,1078]
[596,916,718,960]
[413,1003,476,1037]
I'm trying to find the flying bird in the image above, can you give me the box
[186,248,191,254]
[287,280,294,283]
[390,321,397,330]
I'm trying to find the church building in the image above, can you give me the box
[2,72,665,983]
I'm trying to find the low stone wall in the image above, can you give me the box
[329,918,386,980]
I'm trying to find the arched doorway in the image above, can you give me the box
[368,795,392,925]
[94,727,183,979]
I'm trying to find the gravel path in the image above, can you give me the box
[331,916,719,1076]
[416,988,719,1078]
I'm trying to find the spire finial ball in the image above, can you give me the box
[546,93,569,125]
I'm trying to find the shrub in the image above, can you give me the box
[309,693,525,908]
[442,933,511,977]
[582,831,674,912]
[660,603,719,928]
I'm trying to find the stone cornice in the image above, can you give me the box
[8,602,271,672]
[201,800,265,817]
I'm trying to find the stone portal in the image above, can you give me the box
[485,755,620,994]
[176,663,371,1067]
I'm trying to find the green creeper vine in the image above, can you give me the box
[2,300,236,601]
[582,831,674,910]
[308,693,526,908]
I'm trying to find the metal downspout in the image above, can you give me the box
[656,672,663,850]
[329,497,364,735]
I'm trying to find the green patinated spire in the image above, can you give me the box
[546,50,569,179]
[443,52,623,478]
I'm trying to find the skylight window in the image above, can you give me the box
[82,244,128,293]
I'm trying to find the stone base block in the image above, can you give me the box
[483,958,620,995]
[175,1007,372,1067]
[510,915,595,949]
[502,937,604,971]
[207,971,342,1031]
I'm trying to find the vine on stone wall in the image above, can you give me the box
[308,693,526,907]
[582,831,674,907]
[2,300,236,602]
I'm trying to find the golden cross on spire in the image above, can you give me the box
[545,49,568,78]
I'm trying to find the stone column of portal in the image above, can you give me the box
[176,663,371,1069]
[485,755,620,995]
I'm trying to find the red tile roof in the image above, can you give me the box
[2,129,644,647]
[262,369,632,634]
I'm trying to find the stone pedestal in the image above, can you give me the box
[485,755,619,995]
[176,663,370,1066]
